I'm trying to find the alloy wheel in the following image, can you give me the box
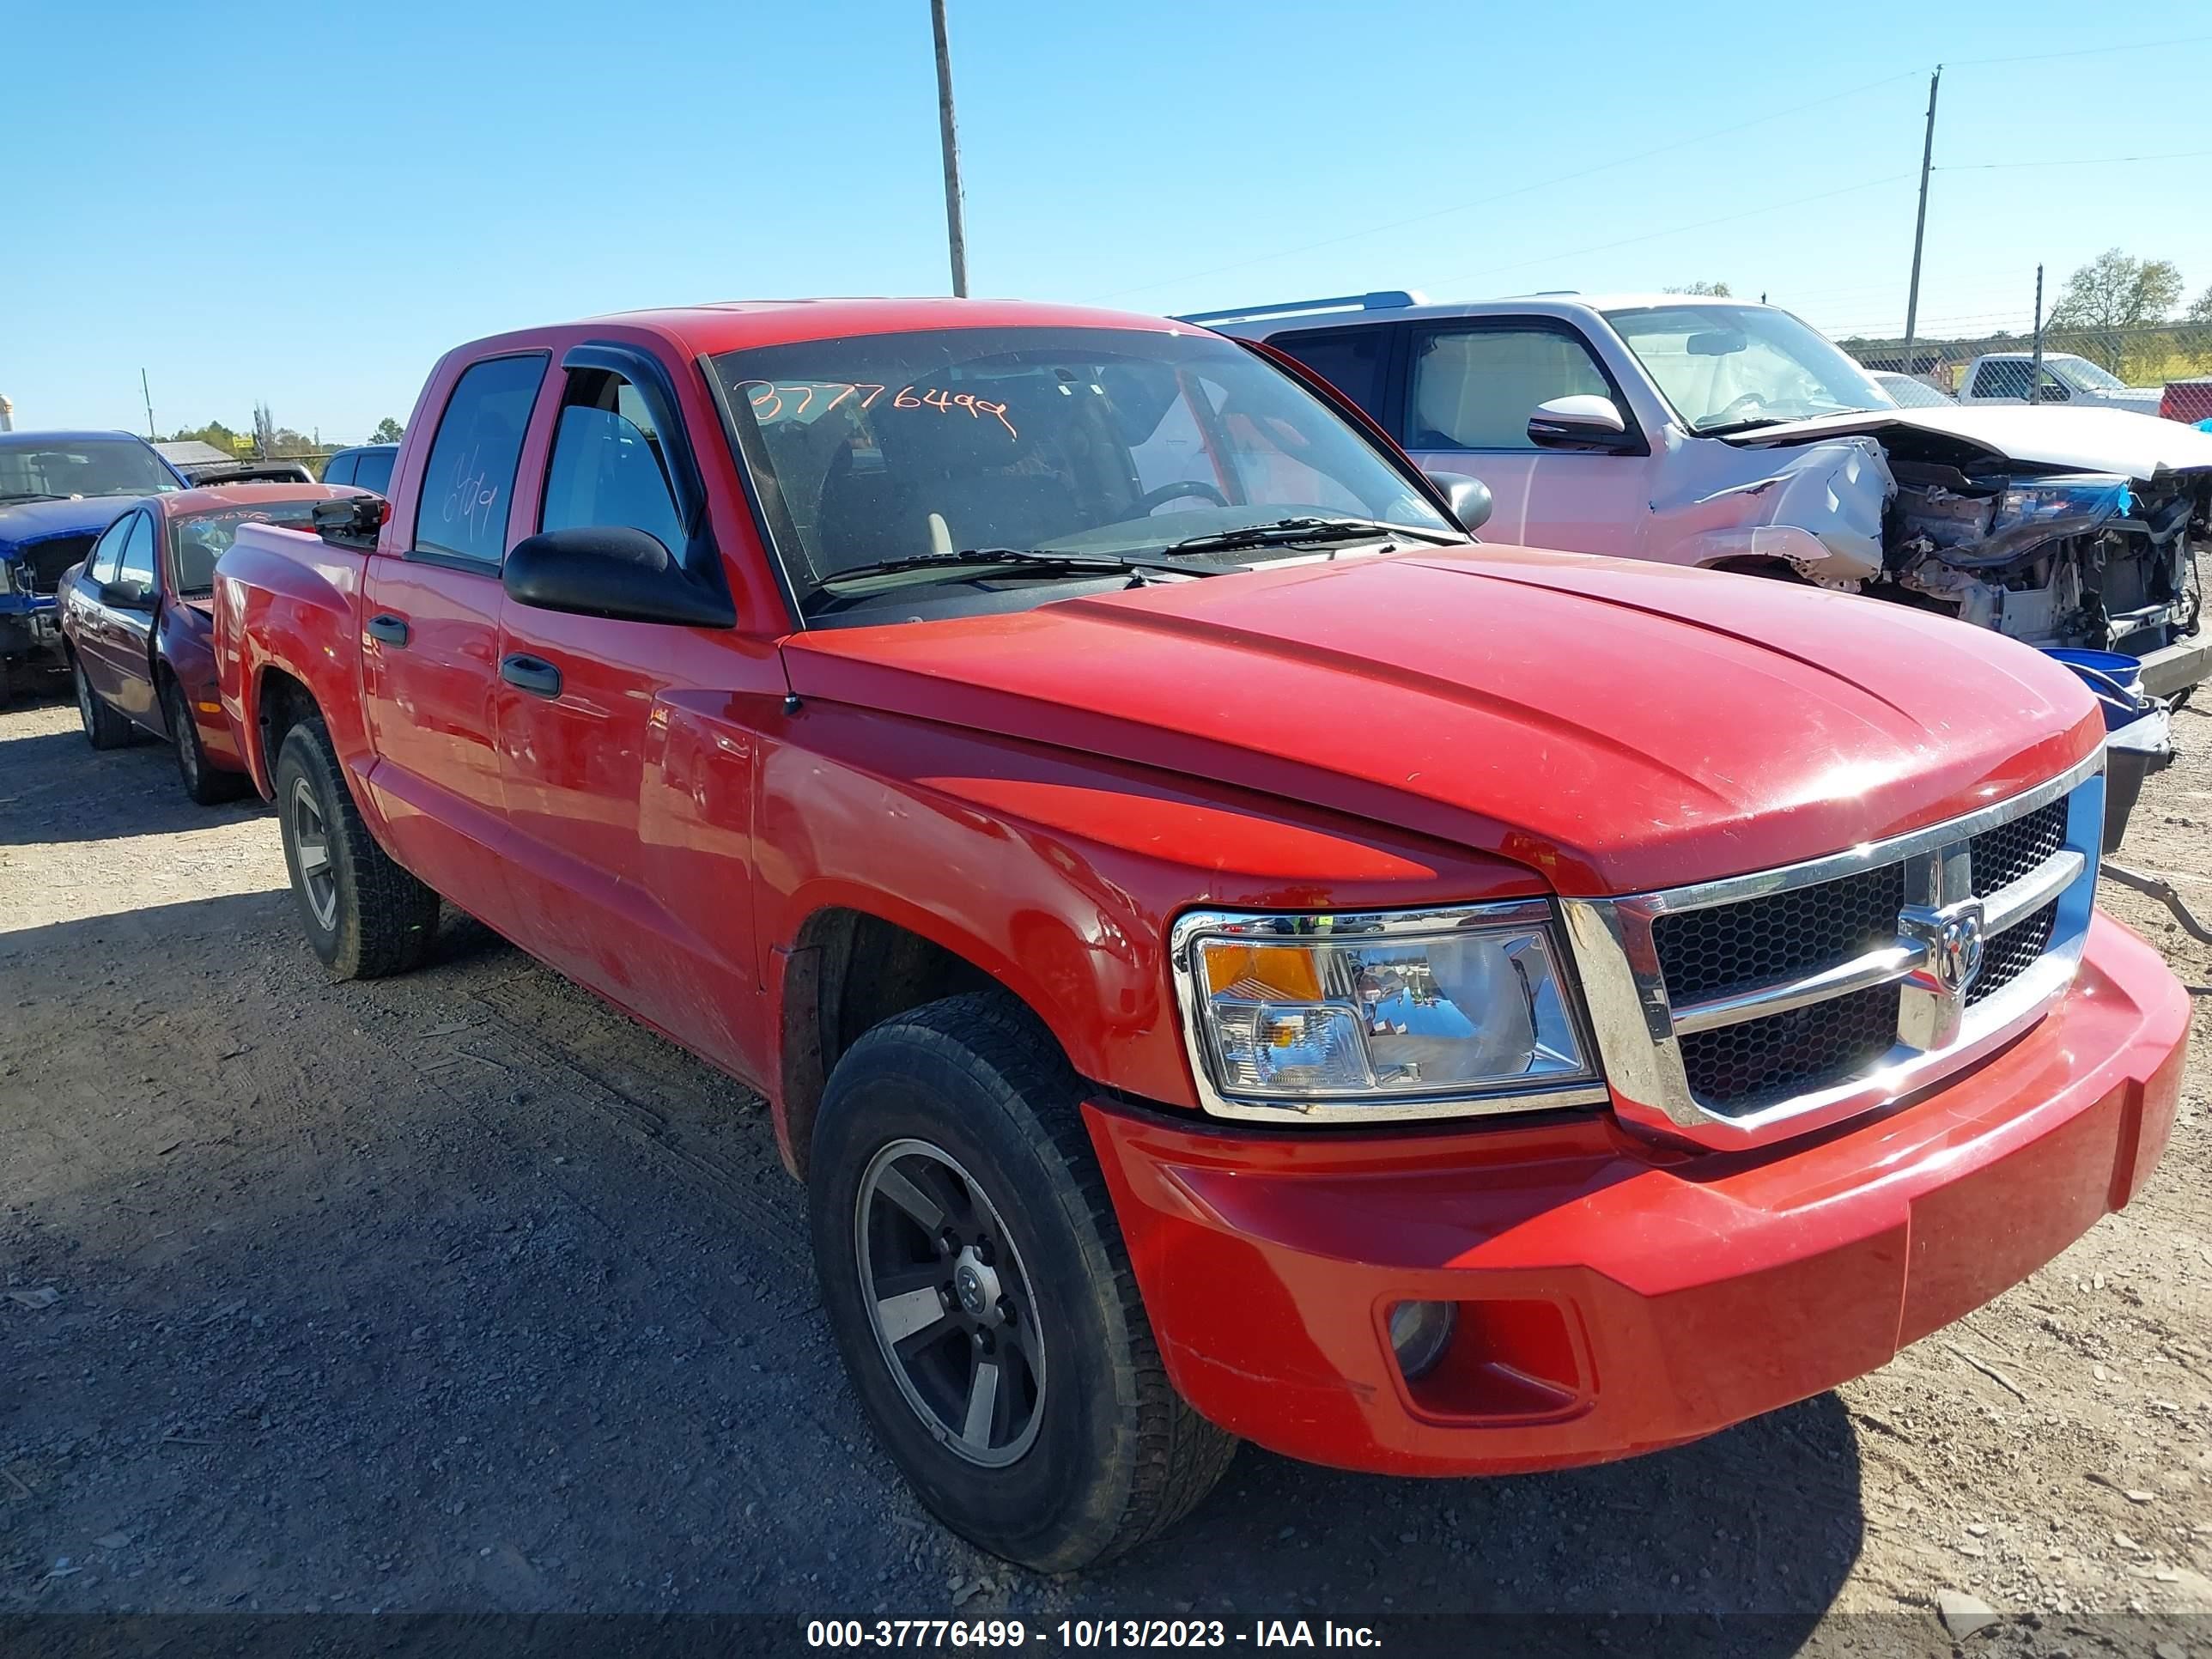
[854,1138,1046,1468]
[289,775,340,932]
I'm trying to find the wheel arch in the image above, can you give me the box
[773,901,1074,1181]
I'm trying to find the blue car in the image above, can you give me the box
[0,430,188,702]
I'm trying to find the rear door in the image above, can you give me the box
[1397,319,1656,556]
[360,352,547,898]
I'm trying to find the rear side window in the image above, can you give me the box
[1407,326,1612,451]
[322,453,356,486]
[1266,327,1389,421]
[88,516,131,584]
[354,448,396,494]
[540,370,686,555]
[1971,360,2031,399]
[412,356,545,562]
[116,514,156,586]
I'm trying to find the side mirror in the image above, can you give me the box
[1528,395,1632,451]
[1426,471,1492,534]
[100,579,155,610]
[504,526,736,629]
[313,494,391,550]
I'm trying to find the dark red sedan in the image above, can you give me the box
[59,484,367,801]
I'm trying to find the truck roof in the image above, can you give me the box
[456,298,1196,362]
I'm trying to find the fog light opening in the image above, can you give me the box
[1388,1300,1457,1382]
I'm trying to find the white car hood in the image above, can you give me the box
[1729,404,2212,478]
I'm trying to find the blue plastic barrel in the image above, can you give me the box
[2042,647,2148,729]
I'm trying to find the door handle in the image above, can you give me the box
[365,614,410,647]
[500,653,563,698]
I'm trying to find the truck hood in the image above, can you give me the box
[0,494,138,550]
[1728,404,2212,478]
[781,547,2101,896]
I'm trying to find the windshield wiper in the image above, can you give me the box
[1164,516,1460,556]
[0,491,69,504]
[812,547,1229,590]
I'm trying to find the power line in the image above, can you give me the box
[1946,32,2212,68]
[1936,147,2212,172]
[1087,69,1922,303]
[1414,173,1916,292]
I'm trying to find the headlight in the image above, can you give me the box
[0,560,15,595]
[1170,901,1605,1122]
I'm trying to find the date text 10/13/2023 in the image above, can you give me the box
[803,1620,1382,1650]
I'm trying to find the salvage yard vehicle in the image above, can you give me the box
[317,442,398,494]
[214,299,2187,1571]
[1873,370,1955,409]
[0,429,187,702]
[1194,292,2212,696]
[60,483,365,801]
[1957,351,2163,416]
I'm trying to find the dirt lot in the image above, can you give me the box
[4,684,2212,1655]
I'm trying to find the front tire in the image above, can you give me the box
[162,674,247,805]
[810,994,1234,1570]
[73,656,132,749]
[272,717,441,979]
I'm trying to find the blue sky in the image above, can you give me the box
[9,0,2210,442]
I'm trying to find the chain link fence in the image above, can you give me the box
[1843,322,2212,418]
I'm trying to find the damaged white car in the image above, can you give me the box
[1196,291,2212,695]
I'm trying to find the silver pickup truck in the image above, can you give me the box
[1199,292,2212,696]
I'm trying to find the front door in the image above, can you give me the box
[1399,320,1658,557]
[492,351,772,1074]
[360,351,547,900]
[72,508,158,720]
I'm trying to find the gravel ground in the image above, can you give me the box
[3,684,2211,1656]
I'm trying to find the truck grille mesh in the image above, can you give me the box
[1652,863,1905,1005]
[1677,984,1901,1117]
[1966,902,2057,1007]
[1968,800,2067,897]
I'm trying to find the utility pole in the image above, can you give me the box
[930,0,969,297]
[2029,264,2045,404]
[1900,65,1942,374]
[140,368,155,440]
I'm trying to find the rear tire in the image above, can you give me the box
[163,674,248,805]
[809,993,1235,1570]
[73,656,132,750]
[272,717,441,979]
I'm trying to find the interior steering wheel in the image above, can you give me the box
[1137,480,1231,513]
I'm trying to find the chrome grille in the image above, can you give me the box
[1678,983,1902,1118]
[1966,901,2057,1007]
[1652,863,1904,1005]
[1968,799,2067,897]
[1560,753,2104,1148]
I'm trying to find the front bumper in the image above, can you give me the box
[1086,911,2187,1477]
[2137,633,2212,698]
[0,599,64,667]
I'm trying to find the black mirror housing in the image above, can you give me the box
[100,579,155,610]
[313,494,390,551]
[1425,471,1493,534]
[504,527,737,629]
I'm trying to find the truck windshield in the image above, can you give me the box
[0,440,179,501]
[169,498,328,594]
[2047,356,2128,393]
[708,326,1455,611]
[1602,304,1890,434]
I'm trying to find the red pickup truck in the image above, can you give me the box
[214,300,2188,1570]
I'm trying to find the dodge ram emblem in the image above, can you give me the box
[1930,906,1985,999]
